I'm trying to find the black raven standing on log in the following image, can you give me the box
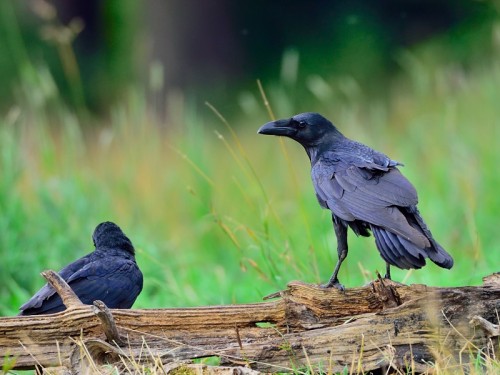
[19,221,143,315]
[258,112,453,290]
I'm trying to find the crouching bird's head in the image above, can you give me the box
[92,221,135,255]
[258,112,343,148]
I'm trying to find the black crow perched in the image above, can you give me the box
[19,221,143,315]
[258,112,453,289]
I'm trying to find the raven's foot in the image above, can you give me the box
[377,269,391,281]
[320,279,345,292]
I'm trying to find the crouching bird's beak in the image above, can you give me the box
[258,118,297,137]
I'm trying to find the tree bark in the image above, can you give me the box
[1,273,499,373]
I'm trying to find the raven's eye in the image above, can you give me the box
[298,121,307,129]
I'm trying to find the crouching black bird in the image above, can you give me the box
[258,112,453,290]
[19,221,143,315]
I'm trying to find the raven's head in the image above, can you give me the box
[92,221,135,255]
[258,112,342,148]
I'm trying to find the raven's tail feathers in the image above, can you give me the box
[370,206,454,270]
[371,225,427,269]
[406,207,454,269]
[427,241,454,269]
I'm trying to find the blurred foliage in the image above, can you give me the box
[0,0,499,115]
[0,0,140,113]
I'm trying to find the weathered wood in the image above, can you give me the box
[41,270,84,309]
[92,300,124,346]
[1,274,499,373]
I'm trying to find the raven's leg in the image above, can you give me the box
[385,262,391,279]
[322,216,348,290]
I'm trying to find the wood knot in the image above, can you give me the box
[93,300,125,346]
[371,273,402,308]
[470,315,500,338]
[70,339,121,372]
[482,273,500,287]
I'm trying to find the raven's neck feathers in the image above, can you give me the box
[94,244,136,261]
[92,222,136,255]
[95,236,136,255]
[304,131,346,164]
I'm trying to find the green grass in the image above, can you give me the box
[1,46,499,318]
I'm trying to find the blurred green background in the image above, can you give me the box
[0,0,499,316]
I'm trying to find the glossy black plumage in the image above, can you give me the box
[19,221,143,315]
[258,112,453,289]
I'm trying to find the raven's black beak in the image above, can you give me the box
[258,119,297,137]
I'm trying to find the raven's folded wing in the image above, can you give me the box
[67,260,143,308]
[312,160,429,248]
[19,254,93,313]
[20,259,143,315]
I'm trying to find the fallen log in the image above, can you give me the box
[1,272,499,373]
